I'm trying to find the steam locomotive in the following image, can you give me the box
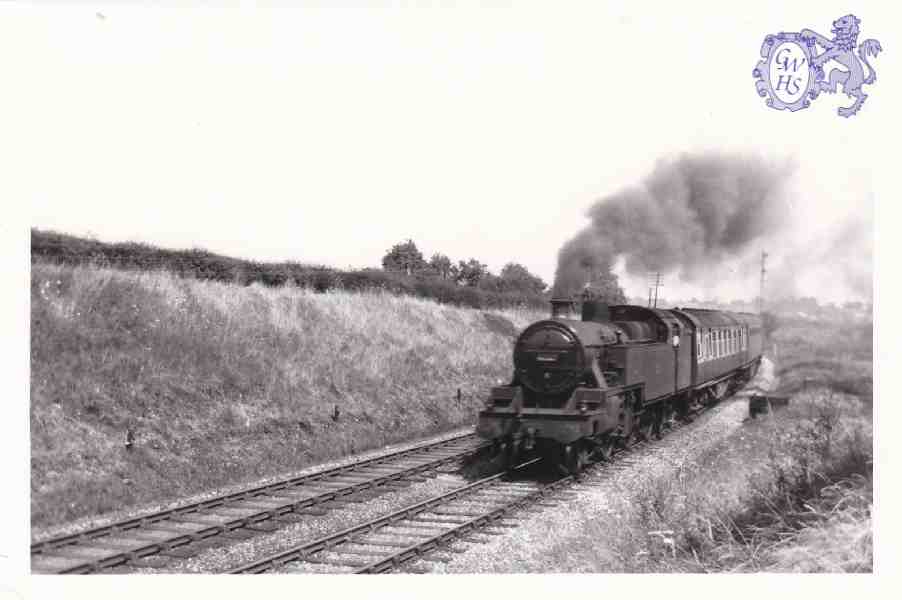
[476,293,763,472]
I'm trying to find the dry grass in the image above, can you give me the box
[30,262,543,527]
[606,393,872,572]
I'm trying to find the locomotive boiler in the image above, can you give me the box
[477,293,763,472]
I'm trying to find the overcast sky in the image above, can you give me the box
[6,1,893,303]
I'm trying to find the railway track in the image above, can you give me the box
[231,439,666,574]
[31,432,486,574]
[230,457,554,573]
[230,411,712,574]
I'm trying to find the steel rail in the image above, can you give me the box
[231,406,712,574]
[230,383,747,574]
[229,458,544,574]
[354,472,574,573]
[355,433,689,572]
[32,432,485,573]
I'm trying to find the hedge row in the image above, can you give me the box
[31,229,548,311]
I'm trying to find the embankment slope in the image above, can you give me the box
[31,262,542,527]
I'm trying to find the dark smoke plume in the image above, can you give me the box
[552,153,794,297]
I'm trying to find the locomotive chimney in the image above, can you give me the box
[550,298,577,319]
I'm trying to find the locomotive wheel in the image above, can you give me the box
[594,437,616,462]
[661,403,676,431]
[623,426,640,449]
[560,443,590,474]
[676,397,693,423]
[503,440,519,469]
[649,407,664,440]
[555,445,572,476]
[576,445,591,472]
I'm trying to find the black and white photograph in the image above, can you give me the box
[2,0,898,597]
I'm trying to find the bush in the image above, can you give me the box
[31,229,548,311]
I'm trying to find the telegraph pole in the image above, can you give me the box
[758,251,768,314]
[652,272,662,308]
[647,271,654,307]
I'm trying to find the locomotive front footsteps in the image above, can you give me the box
[477,293,764,473]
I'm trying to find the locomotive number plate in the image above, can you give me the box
[536,354,558,362]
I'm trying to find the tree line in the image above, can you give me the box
[380,239,548,297]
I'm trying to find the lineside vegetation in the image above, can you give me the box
[31,261,543,528]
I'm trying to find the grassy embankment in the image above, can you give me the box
[569,317,873,572]
[31,262,543,528]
